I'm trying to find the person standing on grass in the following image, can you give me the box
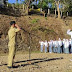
[48,40,53,53]
[62,39,65,53]
[67,29,72,53]
[64,39,69,54]
[8,21,21,68]
[53,39,58,53]
[69,39,71,53]
[58,38,62,53]
[39,40,44,53]
[44,40,48,53]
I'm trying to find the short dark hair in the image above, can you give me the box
[10,21,16,25]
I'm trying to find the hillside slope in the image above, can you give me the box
[0,14,72,53]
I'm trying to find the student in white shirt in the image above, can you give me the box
[67,29,72,53]
[58,38,62,53]
[62,39,65,53]
[53,39,58,53]
[48,40,53,53]
[64,39,69,54]
[68,39,71,53]
[44,40,48,53]
[39,41,44,52]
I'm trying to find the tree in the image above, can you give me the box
[3,0,8,5]
[54,0,61,19]
[62,0,72,16]
[23,0,35,15]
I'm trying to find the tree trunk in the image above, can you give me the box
[40,8,42,12]
[26,6,29,15]
[67,12,69,16]
[23,4,24,11]
[26,0,30,15]
[61,11,62,18]
[40,0,42,12]
[57,5,61,19]
[12,4,15,10]
[32,6,34,9]
[56,1,61,19]
[48,8,50,15]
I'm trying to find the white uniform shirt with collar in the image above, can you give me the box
[69,39,71,45]
[63,39,65,45]
[67,29,72,38]
[53,41,55,46]
[39,41,44,46]
[64,39,69,48]
[44,41,48,47]
[48,40,53,47]
[53,40,59,47]
[58,40,62,46]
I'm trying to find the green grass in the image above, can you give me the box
[31,19,39,24]
[45,17,47,20]
[31,51,40,53]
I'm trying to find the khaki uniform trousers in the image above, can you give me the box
[8,44,16,67]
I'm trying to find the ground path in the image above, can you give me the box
[0,53,72,72]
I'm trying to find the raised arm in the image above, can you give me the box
[15,24,21,30]
[14,24,21,32]
[67,29,72,35]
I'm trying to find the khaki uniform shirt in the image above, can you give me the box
[8,26,20,46]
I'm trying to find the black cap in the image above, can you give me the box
[10,21,16,25]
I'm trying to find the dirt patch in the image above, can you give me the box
[0,53,72,72]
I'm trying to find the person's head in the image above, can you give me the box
[10,21,16,27]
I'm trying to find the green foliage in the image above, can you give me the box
[8,3,12,7]
[15,3,20,7]
[31,19,39,24]
[42,1,48,9]
[45,17,47,20]
[7,0,72,16]
[62,0,72,16]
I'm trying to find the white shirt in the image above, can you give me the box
[64,40,69,48]
[67,29,72,38]
[48,41,53,47]
[44,41,48,47]
[69,39,71,45]
[39,41,44,45]
[58,40,62,46]
[53,41,59,47]
[63,39,65,45]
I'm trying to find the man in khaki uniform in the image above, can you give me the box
[8,21,21,68]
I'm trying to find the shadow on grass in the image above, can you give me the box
[15,57,63,68]
[0,57,63,68]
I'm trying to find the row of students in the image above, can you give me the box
[39,29,72,53]
[39,38,72,54]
